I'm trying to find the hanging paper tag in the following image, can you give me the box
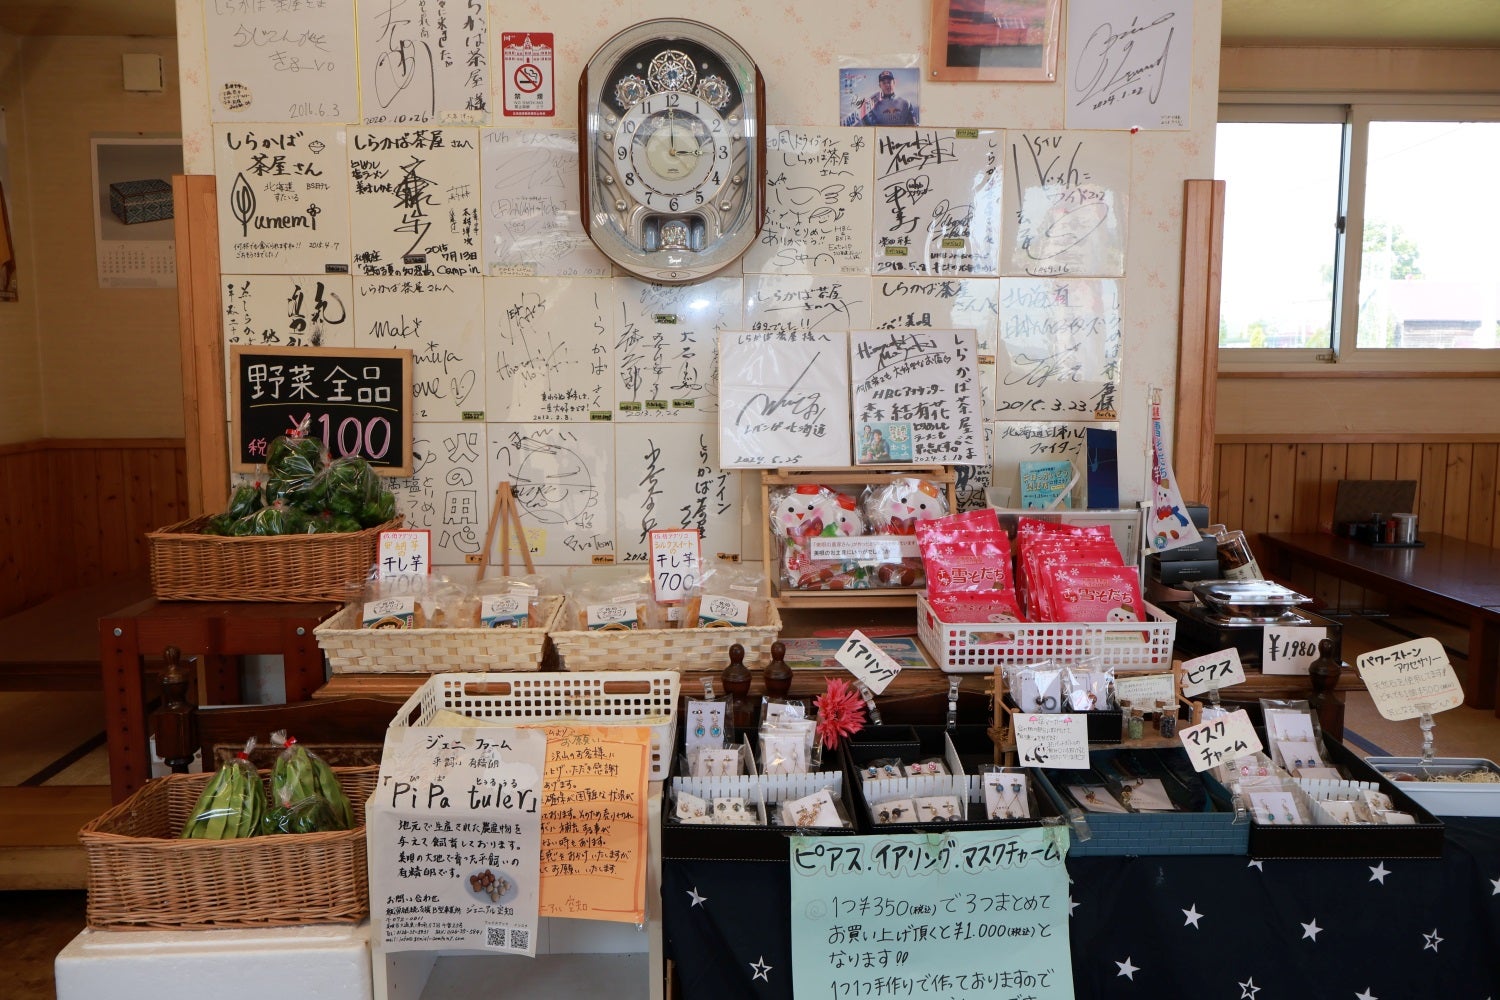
[1180,648,1247,698]
[1146,393,1204,553]
[835,630,902,695]
[1178,709,1262,772]
[1357,638,1464,720]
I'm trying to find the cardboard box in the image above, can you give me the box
[109,178,174,225]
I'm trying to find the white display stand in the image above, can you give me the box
[370,785,665,1000]
[56,921,372,1000]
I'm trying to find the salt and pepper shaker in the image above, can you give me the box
[764,640,792,699]
[721,642,753,729]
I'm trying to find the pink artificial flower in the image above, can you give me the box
[815,677,866,750]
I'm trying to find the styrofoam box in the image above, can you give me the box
[389,671,679,779]
[1365,757,1500,817]
[917,594,1177,674]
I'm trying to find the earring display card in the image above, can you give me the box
[780,788,844,829]
[1070,784,1129,814]
[684,700,728,754]
[983,772,1030,820]
[1120,778,1174,812]
[1249,791,1304,826]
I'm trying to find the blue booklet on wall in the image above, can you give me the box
[1020,460,1074,509]
[1086,428,1120,509]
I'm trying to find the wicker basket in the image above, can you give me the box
[80,766,378,931]
[315,595,563,673]
[148,515,400,602]
[549,600,782,671]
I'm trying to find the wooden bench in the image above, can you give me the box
[1260,531,1500,713]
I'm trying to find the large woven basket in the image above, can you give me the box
[148,515,400,602]
[315,595,563,673]
[80,766,378,931]
[549,600,782,671]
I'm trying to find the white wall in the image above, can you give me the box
[173,0,1222,568]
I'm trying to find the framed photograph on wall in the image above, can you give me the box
[928,0,1062,82]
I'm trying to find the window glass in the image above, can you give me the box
[1215,121,1343,350]
[1357,120,1500,350]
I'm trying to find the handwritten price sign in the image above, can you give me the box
[1178,709,1262,773]
[647,529,701,603]
[835,630,903,695]
[1357,638,1464,721]
[1013,713,1089,769]
[1179,648,1247,698]
[379,530,431,579]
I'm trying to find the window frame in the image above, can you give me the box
[1217,94,1500,373]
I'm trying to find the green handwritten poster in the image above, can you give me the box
[789,827,1074,999]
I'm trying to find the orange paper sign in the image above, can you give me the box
[534,724,650,923]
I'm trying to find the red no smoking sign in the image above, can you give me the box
[502,32,554,117]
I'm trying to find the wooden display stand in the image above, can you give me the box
[989,662,1203,764]
[760,465,958,610]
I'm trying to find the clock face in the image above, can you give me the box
[580,20,764,283]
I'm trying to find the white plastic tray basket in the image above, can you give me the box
[916,594,1177,674]
[389,671,679,780]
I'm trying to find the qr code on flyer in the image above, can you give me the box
[485,924,530,952]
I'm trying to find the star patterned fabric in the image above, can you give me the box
[662,818,1500,999]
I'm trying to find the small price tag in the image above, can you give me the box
[1262,625,1325,676]
[1013,714,1089,769]
[835,630,903,695]
[1180,648,1247,698]
[648,529,702,603]
[1178,709,1263,772]
[378,530,431,579]
[1357,638,1464,721]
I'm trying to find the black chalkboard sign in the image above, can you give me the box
[230,345,414,475]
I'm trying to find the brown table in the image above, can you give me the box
[99,599,341,801]
[1259,532,1500,712]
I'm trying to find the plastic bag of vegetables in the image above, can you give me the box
[261,730,354,834]
[180,739,266,839]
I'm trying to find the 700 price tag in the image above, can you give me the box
[1179,648,1247,698]
[1178,709,1262,772]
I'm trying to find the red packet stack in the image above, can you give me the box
[1013,517,1145,626]
[917,510,1024,623]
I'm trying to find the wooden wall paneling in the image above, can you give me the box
[1471,444,1498,546]
[65,450,99,588]
[95,449,131,580]
[1214,443,1245,527]
[1239,444,1273,542]
[1345,443,1373,482]
[1418,444,1447,533]
[1266,444,1298,534]
[1291,445,1323,534]
[1395,444,1424,489]
[1443,444,1472,538]
[147,446,186,530]
[1316,445,1347,608]
[1370,444,1399,480]
[122,449,157,571]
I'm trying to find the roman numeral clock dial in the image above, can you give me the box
[580,19,765,282]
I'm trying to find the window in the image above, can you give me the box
[1216,101,1500,367]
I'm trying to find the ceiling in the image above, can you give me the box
[1,0,1500,47]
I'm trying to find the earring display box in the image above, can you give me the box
[843,725,1058,833]
[1207,734,1444,859]
[663,725,857,861]
[1031,747,1248,857]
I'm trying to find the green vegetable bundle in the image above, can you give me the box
[180,741,266,839]
[262,730,354,835]
[201,417,398,536]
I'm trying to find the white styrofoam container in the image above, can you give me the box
[916,594,1177,674]
[388,671,679,779]
[1364,757,1500,817]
